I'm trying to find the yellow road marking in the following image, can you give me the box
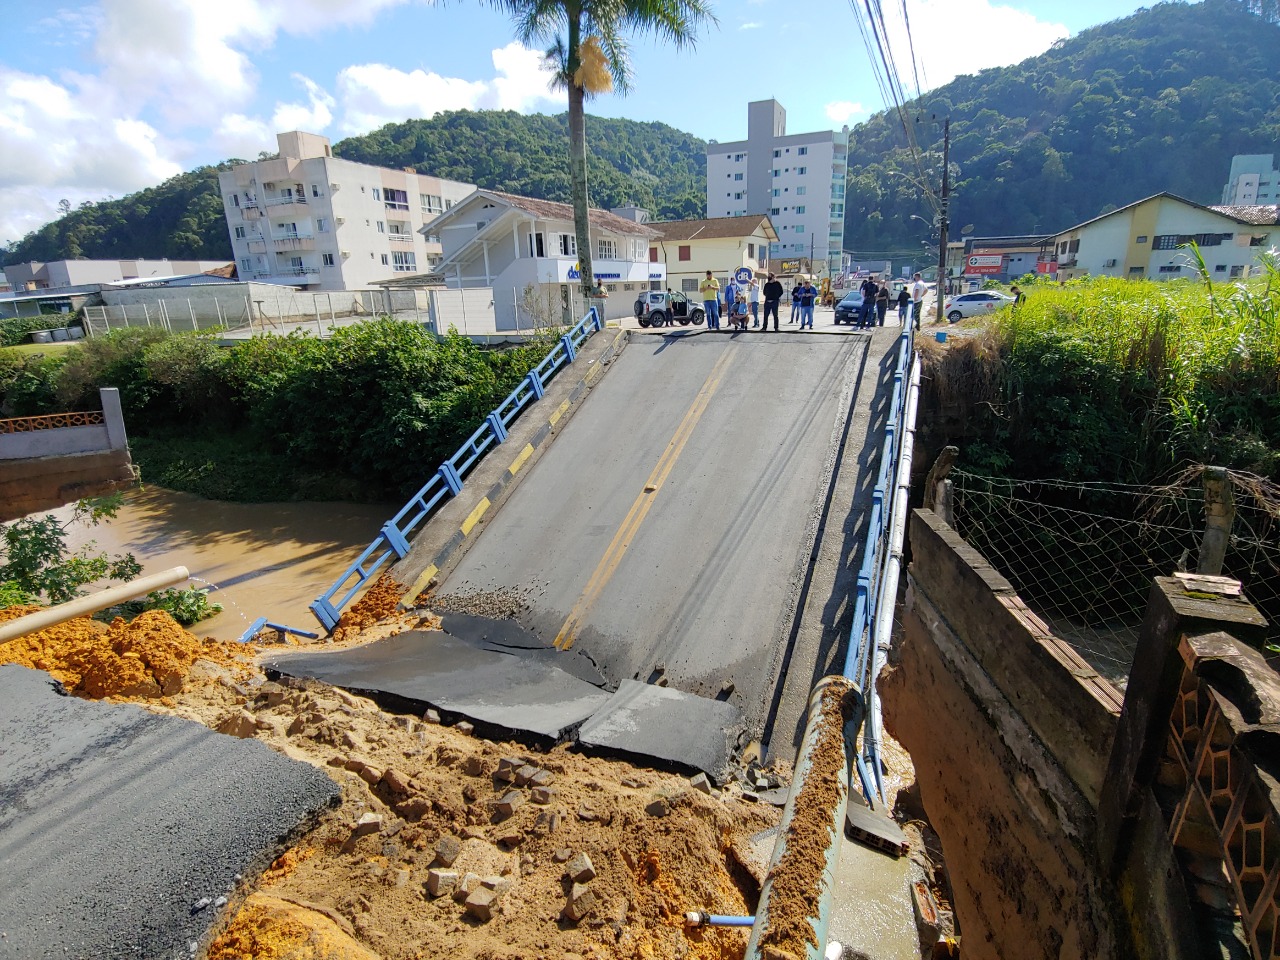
[406,564,439,602]
[549,399,571,426]
[555,348,734,650]
[461,497,491,536]
[508,443,534,476]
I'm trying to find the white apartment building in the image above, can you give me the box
[1222,153,1278,205]
[218,131,475,292]
[706,100,848,277]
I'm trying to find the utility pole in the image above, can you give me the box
[936,117,950,324]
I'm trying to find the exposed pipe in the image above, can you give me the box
[685,912,755,928]
[0,566,192,644]
[746,676,864,960]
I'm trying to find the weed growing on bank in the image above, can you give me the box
[0,319,553,503]
[932,254,1280,483]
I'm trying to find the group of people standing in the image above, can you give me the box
[697,270,820,332]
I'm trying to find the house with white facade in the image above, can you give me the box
[1222,154,1279,205]
[218,131,475,292]
[1048,193,1277,282]
[422,190,662,330]
[4,259,231,291]
[706,100,848,278]
[648,215,777,296]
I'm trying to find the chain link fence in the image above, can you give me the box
[948,467,1280,687]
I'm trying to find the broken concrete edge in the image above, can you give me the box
[198,791,344,955]
[392,327,631,608]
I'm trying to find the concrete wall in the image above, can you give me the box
[883,506,1279,960]
[881,508,1125,959]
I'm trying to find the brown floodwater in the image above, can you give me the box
[53,486,394,640]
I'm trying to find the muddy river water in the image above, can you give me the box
[54,486,393,640]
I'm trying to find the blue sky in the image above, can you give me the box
[0,0,1175,245]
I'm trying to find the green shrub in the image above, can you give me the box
[0,317,62,348]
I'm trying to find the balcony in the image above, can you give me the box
[265,194,308,208]
[251,267,320,283]
[385,200,410,212]
[388,233,415,244]
[242,205,264,220]
[272,235,316,251]
[246,238,268,253]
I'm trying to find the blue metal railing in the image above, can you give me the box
[308,308,603,631]
[841,323,920,806]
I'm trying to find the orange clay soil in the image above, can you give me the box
[330,575,407,644]
[0,605,252,699]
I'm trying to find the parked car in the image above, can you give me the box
[833,291,866,325]
[633,290,704,327]
[942,291,1015,322]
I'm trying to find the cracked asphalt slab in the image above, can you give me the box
[0,664,340,960]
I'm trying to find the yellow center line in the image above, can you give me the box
[555,348,735,651]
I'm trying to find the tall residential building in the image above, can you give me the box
[705,100,848,276]
[217,131,475,291]
[1221,153,1278,205]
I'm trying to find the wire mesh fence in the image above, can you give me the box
[948,467,1280,687]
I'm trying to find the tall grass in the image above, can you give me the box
[929,250,1280,482]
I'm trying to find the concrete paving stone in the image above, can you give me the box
[465,887,500,921]
[494,790,524,818]
[433,835,462,867]
[576,680,744,782]
[514,764,540,786]
[531,786,555,805]
[564,882,598,921]
[566,852,596,883]
[426,869,458,897]
[0,664,339,960]
[268,628,611,741]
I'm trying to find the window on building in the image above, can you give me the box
[772,189,780,198]
[772,169,781,178]
[1214,265,1227,272]
[734,153,746,162]
[747,243,755,258]
[322,253,335,266]
[1152,235,1179,250]
[598,239,617,259]
[798,146,808,156]
[385,188,409,210]
[421,193,443,213]
[1135,235,1148,244]
[381,254,389,265]
[528,232,545,257]
[232,194,240,207]
[239,258,252,273]
[377,221,385,233]
[796,186,807,196]
[1251,234,1269,246]
[734,173,743,182]
[393,251,417,272]
[424,233,440,244]
[1230,265,1245,277]
[797,166,807,175]
[682,278,699,293]
[1158,264,1182,273]
[234,225,247,239]
[372,187,382,201]
[649,247,658,262]
[773,149,781,158]
[678,245,691,261]
[770,207,780,215]
[795,205,806,215]
[1129,266,1144,276]
[795,225,805,234]
[445,199,454,209]
[316,218,329,232]
[558,233,577,256]
[311,184,320,197]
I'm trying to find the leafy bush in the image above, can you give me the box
[55,326,169,425]
[98,587,222,627]
[0,317,62,348]
[0,351,66,416]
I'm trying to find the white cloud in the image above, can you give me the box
[825,100,868,124]
[739,21,761,30]
[0,67,182,243]
[337,42,559,134]
[888,0,1067,93]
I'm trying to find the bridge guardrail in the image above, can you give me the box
[841,323,921,804]
[308,308,603,631]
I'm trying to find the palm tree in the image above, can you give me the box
[490,0,714,302]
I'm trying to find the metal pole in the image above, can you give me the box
[0,567,192,644]
[328,294,335,333]
[215,298,224,327]
[245,295,253,334]
[314,298,323,337]
[936,118,950,324]
[143,304,152,328]
[1197,466,1235,576]
[189,298,198,331]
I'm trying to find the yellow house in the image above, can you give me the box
[648,216,779,297]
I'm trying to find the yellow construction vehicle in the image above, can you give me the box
[819,277,836,308]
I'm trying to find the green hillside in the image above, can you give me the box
[3,111,705,267]
[844,0,1280,256]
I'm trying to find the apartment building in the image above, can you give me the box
[218,131,475,291]
[705,100,848,278]
[1221,153,1278,205]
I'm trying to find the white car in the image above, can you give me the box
[943,291,1015,322]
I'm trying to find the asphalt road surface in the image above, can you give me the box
[439,329,867,735]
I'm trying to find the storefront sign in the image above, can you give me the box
[964,253,1004,276]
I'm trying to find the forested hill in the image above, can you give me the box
[3,112,706,267]
[844,0,1280,256]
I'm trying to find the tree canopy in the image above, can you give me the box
[842,0,1280,257]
